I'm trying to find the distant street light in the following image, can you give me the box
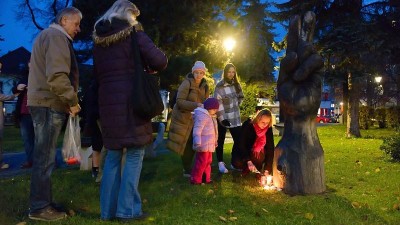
[223,37,236,52]
[374,76,382,83]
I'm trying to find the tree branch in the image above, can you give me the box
[25,0,44,30]
[51,0,57,18]
[64,0,70,8]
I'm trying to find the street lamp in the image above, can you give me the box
[223,37,236,52]
[374,76,382,83]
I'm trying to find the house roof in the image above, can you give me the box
[0,47,31,75]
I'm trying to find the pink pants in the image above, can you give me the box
[190,152,212,184]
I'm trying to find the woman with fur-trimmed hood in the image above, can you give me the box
[92,0,167,221]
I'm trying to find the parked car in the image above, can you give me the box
[316,115,330,123]
[326,115,339,123]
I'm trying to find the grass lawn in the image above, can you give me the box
[3,126,64,153]
[0,125,399,224]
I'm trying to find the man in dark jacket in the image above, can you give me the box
[27,7,82,222]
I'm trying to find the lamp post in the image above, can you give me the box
[374,75,383,109]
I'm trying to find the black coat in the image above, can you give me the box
[231,118,275,173]
[93,19,167,149]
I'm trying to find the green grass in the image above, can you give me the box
[3,126,64,153]
[3,126,25,152]
[0,125,400,224]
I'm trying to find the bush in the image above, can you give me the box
[380,135,400,161]
[359,106,371,129]
[239,83,258,121]
[375,107,386,128]
[385,107,400,130]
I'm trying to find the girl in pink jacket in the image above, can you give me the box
[191,98,219,184]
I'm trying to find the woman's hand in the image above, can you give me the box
[247,161,257,173]
[17,84,27,91]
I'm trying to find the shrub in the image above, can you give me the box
[375,107,386,128]
[380,135,400,161]
[239,83,258,121]
[359,106,370,129]
[385,107,400,130]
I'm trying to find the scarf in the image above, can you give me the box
[252,123,268,159]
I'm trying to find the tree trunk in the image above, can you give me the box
[0,102,4,162]
[342,79,349,125]
[346,72,361,137]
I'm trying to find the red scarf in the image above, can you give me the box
[252,123,268,158]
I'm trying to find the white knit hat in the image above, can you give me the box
[191,61,207,73]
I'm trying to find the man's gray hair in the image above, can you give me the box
[55,7,82,24]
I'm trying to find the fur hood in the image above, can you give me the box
[92,18,143,47]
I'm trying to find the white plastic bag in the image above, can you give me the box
[62,116,81,164]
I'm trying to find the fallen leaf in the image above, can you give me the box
[262,208,269,213]
[304,213,314,220]
[393,203,400,210]
[365,171,370,175]
[227,209,235,214]
[375,168,380,173]
[351,202,361,209]
[229,217,238,221]
[207,189,214,195]
[16,222,26,225]
[381,207,388,211]
[219,216,227,222]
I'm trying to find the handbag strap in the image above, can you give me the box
[130,27,144,73]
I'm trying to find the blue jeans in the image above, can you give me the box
[20,114,35,163]
[100,147,145,220]
[29,107,66,212]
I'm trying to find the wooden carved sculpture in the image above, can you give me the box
[273,12,326,195]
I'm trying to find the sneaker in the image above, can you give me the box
[218,162,229,174]
[29,206,67,221]
[0,163,9,170]
[230,164,242,172]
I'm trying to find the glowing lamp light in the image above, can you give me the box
[375,76,382,83]
[223,37,236,52]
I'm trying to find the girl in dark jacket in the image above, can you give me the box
[92,0,167,221]
[231,109,275,179]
